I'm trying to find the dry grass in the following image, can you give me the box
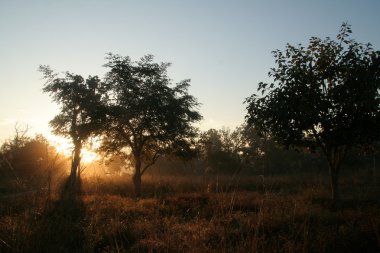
[0,173,379,252]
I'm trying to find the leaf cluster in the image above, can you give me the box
[40,66,106,144]
[99,54,202,165]
[246,23,380,151]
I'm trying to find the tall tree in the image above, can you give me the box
[40,66,105,184]
[101,54,202,197]
[245,23,380,207]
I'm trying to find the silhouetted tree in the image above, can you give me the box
[232,125,264,171]
[101,54,202,197]
[40,66,105,184]
[198,128,243,174]
[0,127,66,190]
[245,23,380,207]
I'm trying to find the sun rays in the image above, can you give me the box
[47,134,99,164]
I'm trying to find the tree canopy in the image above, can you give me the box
[100,53,202,196]
[40,66,105,182]
[245,23,380,206]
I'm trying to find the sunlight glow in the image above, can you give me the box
[81,148,99,164]
[46,134,99,164]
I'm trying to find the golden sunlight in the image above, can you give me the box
[47,134,99,164]
[81,148,99,163]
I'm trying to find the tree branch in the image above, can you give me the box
[311,125,327,156]
[141,151,160,175]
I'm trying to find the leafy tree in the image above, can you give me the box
[198,126,277,175]
[232,125,266,170]
[0,127,66,190]
[245,23,380,206]
[40,66,105,184]
[101,54,202,197]
[0,123,31,152]
[198,128,244,174]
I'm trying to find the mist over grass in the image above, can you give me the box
[1,171,379,253]
[1,126,379,252]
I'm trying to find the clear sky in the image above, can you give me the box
[1,0,380,142]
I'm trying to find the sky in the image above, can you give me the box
[1,0,380,143]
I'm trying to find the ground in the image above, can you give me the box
[0,173,379,253]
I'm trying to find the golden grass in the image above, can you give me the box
[0,173,379,252]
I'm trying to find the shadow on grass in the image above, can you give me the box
[32,177,85,253]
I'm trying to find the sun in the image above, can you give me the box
[47,134,72,156]
[47,134,99,164]
[81,148,99,163]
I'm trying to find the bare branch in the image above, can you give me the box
[141,151,160,175]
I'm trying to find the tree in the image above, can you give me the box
[245,23,380,207]
[101,54,202,197]
[40,66,105,184]
[0,127,66,190]
[198,128,244,175]
[231,125,269,171]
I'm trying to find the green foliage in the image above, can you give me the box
[246,22,380,150]
[100,54,202,174]
[40,66,106,181]
[40,66,105,142]
[245,23,380,204]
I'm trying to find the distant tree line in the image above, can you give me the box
[1,123,377,195]
[147,125,378,179]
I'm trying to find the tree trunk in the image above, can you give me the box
[70,142,82,185]
[326,146,345,209]
[133,158,142,198]
[329,164,340,208]
[373,155,377,186]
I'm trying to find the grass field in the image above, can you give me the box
[0,173,379,253]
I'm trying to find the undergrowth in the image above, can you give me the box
[0,174,379,252]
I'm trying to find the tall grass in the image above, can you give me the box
[0,172,379,252]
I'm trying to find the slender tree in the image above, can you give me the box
[245,23,380,207]
[40,66,105,184]
[101,54,202,197]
